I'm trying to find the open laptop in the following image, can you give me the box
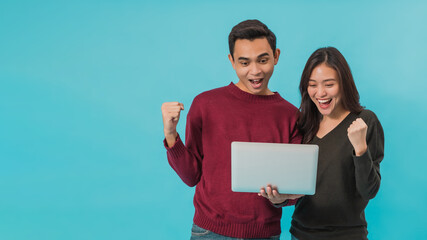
[231,142,319,195]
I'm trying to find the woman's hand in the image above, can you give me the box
[347,118,368,156]
[259,185,304,204]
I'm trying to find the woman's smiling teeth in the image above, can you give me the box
[318,99,332,108]
[318,99,331,104]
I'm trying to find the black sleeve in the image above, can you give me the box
[353,111,385,201]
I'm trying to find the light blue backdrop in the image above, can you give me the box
[1,0,426,239]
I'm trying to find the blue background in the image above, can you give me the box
[1,0,426,239]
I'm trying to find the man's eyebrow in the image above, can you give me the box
[238,57,250,61]
[257,53,270,58]
[237,53,270,61]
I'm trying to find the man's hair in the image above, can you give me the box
[228,19,276,59]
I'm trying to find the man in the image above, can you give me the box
[161,20,302,239]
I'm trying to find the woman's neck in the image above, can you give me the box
[317,109,351,139]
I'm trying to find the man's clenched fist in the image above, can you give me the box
[161,102,184,147]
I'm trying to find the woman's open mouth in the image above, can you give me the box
[318,99,332,109]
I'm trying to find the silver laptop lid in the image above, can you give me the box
[231,141,319,195]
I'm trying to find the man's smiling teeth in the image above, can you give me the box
[249,79,263,83]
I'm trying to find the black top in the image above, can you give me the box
[290,109,385,240]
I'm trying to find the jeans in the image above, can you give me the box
[190,224,280,240]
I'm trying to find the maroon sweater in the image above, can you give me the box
[164,83,302,238]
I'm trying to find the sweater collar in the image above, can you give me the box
[226,82,284,103]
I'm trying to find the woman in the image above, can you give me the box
[290,47,384,240]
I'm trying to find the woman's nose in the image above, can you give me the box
[317,86,326,97]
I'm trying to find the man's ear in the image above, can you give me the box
[274,48,281,65]
[228,54,236,69]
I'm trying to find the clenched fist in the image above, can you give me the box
[347,118,368,156]
[161,102,184,147]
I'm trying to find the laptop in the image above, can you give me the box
[231,141,319,195]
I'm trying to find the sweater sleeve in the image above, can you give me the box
[164,97,204,187]
[290,110,303,144]
[272,198,299,208]
[353,111,385,201]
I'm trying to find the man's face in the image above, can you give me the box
[229,38,280,95]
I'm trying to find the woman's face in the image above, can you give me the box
[307,63,345,118]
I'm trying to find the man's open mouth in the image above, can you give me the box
[249,79,264,88]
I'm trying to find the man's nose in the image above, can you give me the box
[249,63,262,75]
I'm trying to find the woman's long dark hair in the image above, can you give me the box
[298,47,364,143]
